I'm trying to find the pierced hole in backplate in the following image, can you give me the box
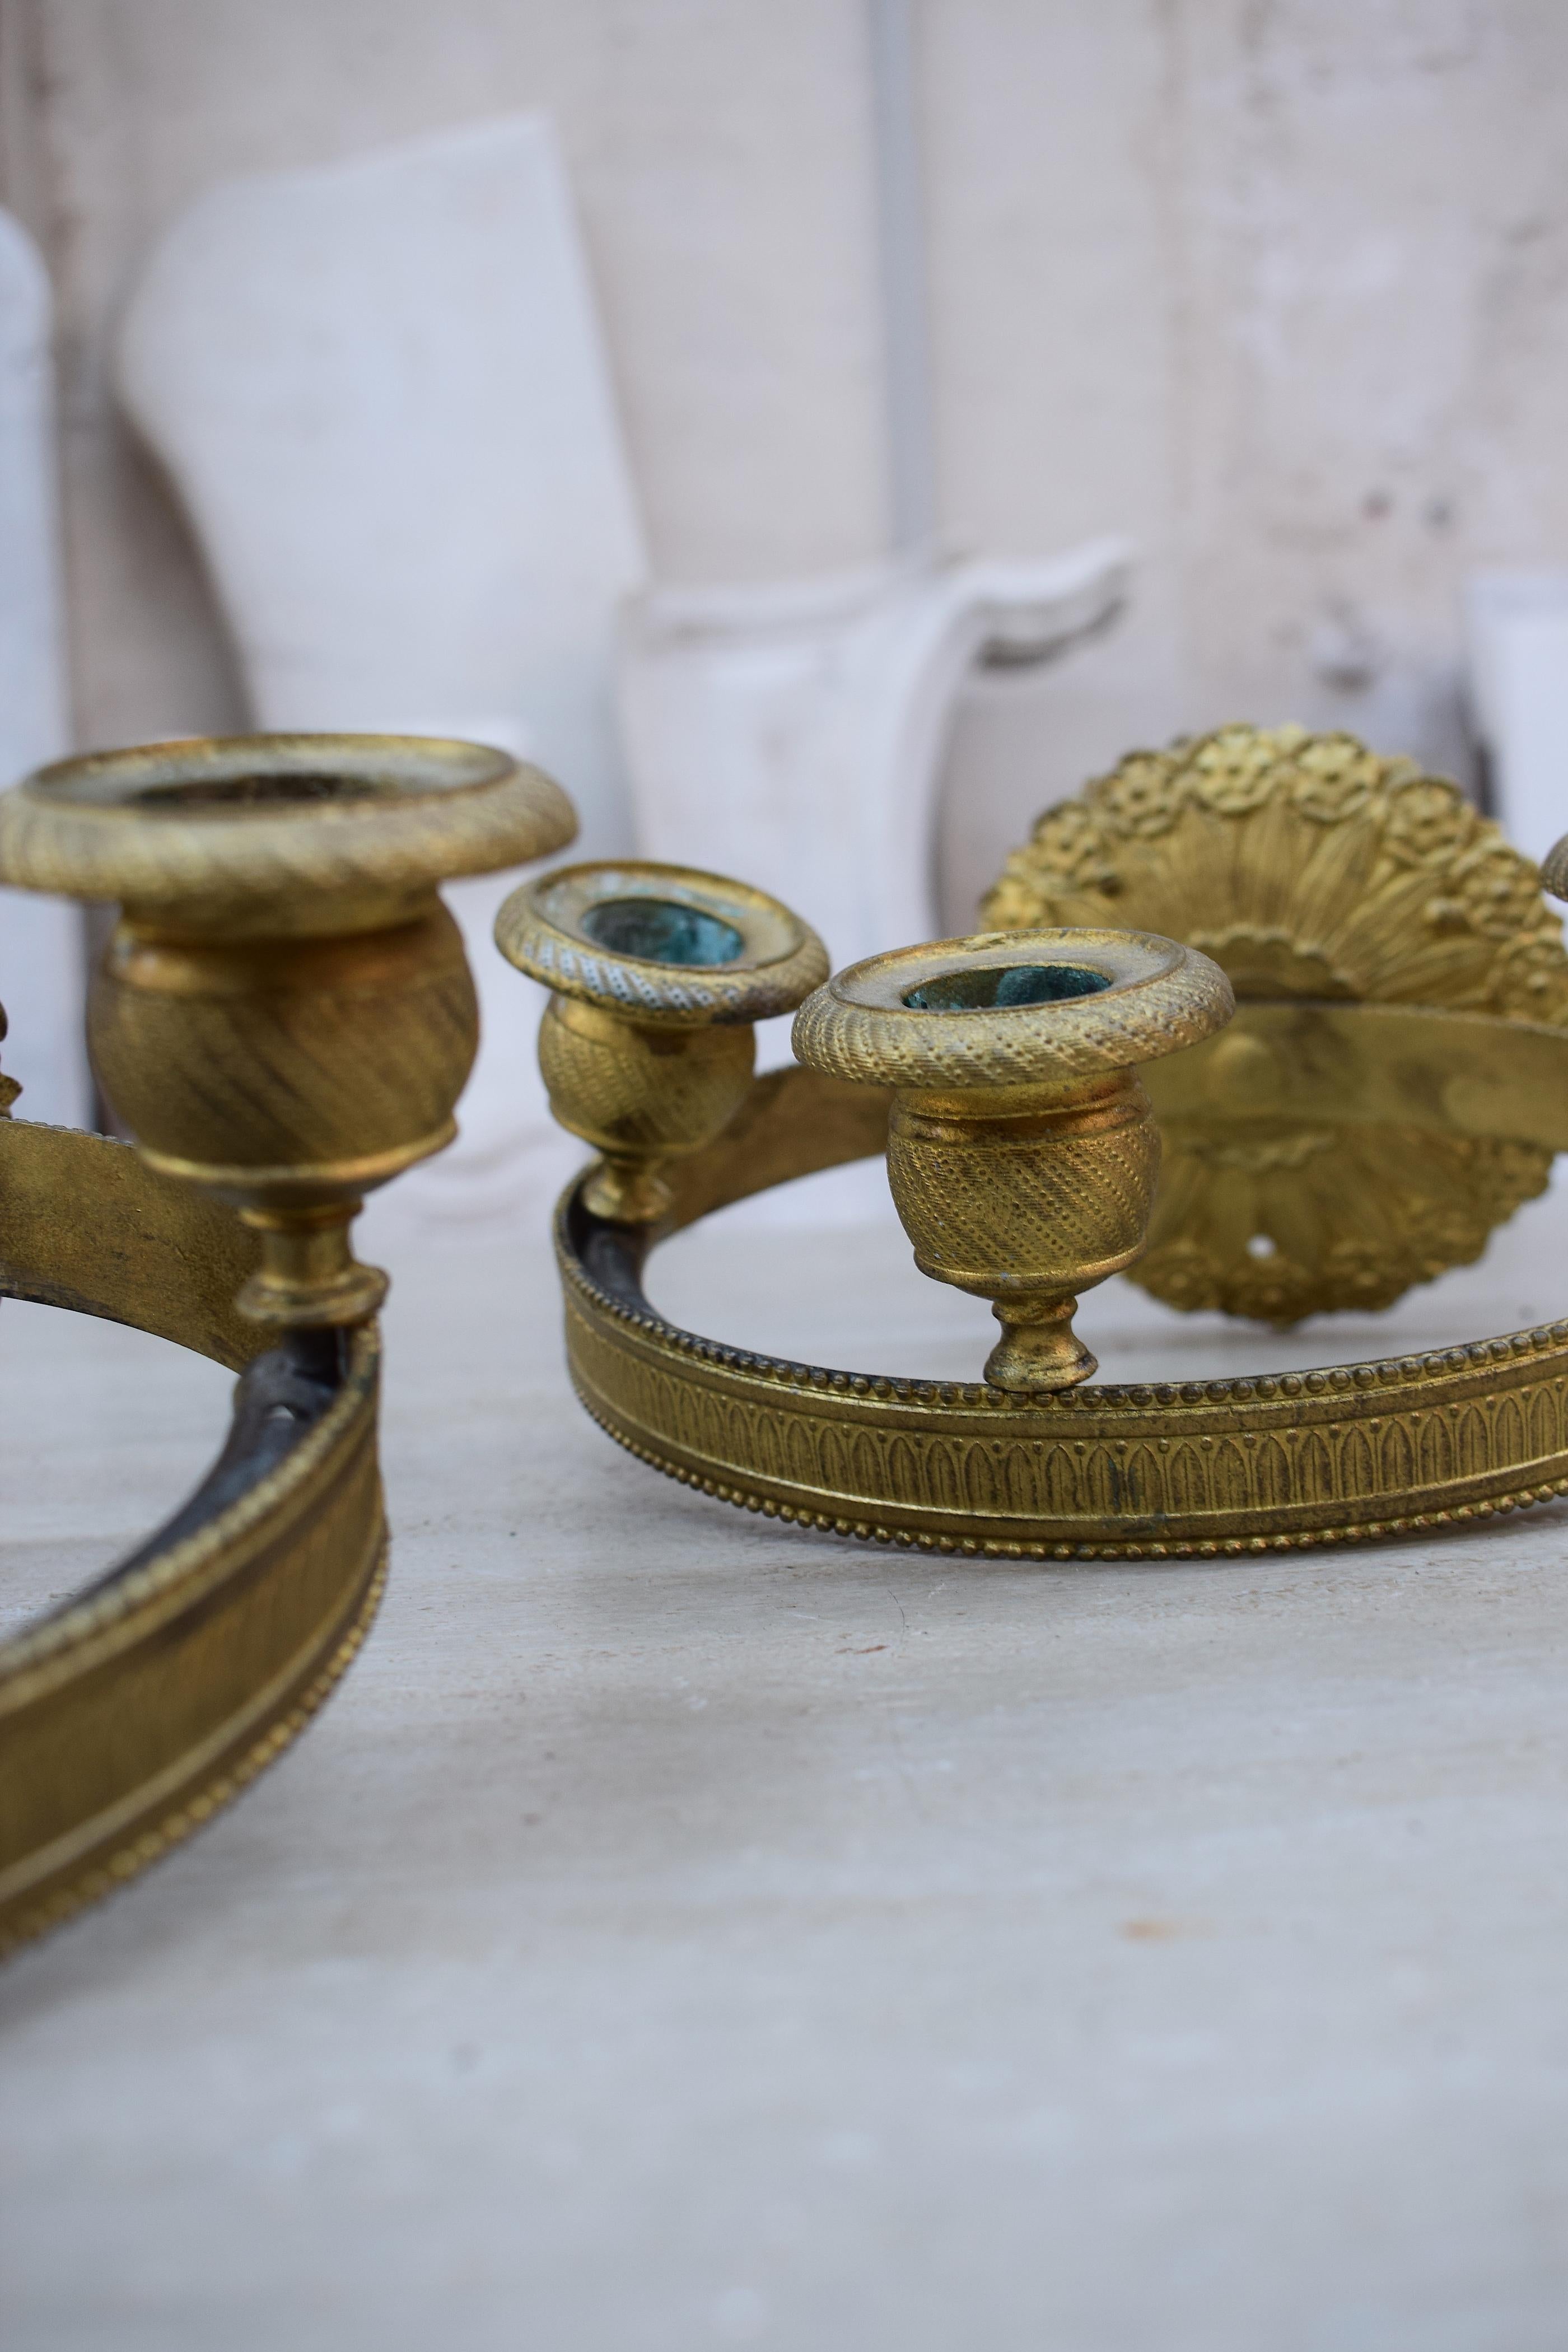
[581,896,745,968]
[1247,1234,1277,1259]
[133,772,394,809]
[903,962,1113,1012]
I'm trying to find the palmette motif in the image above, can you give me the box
[538,728,1568,1555]
[556,1178,1568,1558]
[983,726,1568,1319]
[1140,1123,1551,1324]
[983,725,1568,1020]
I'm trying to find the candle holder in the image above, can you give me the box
[792,929,1231,1389]
[535,730,1568,1561]
[494,860,828,1222]
[0,732,575,1956]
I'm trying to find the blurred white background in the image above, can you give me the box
[4,0,1567,922]
[8,16,1568,2346]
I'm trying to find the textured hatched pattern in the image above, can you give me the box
[0,739,576,935]
[889,1116,1160,1290]
[983,724,1568,1025]
[498,870,828,1028]
[90,905,478,1173]
[539,1000,753,1153]
[513,920,826,1023]
[792,930,1232,1091]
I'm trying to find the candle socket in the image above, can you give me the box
[794,928,1233,1391]
[497,860,828,1225]
[0,734,577,1327]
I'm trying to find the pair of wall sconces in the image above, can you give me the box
[4,722,1567,1956]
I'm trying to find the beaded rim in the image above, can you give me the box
[558,1198,1568,1558]
[793,927,1234,1091]
[0,734,578,937]
[497,858,830,1028]
[552,1032,1568,1561]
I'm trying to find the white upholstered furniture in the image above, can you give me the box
[619,539,1130,989]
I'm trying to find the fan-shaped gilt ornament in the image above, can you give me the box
[981,725,1568,1322]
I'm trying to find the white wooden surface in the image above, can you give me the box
[3,1166,1567,2349]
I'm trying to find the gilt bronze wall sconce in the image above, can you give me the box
[0,733,576,1956]
[7,718,1568,1962]
[528,727,1568,1564]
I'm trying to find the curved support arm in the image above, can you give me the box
[0,1119,384,1959]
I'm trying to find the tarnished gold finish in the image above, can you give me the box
[0,731,577,1956]
[552,1028,1568,1558]
[0,1114,262,1365]
[983,724,1568,1319]
[0,1003,19,1117]
[496,860,828,1221]
[1,1252,386,1959]
[1,734,575,1327]
[792,928,1232,1388]
[536,730,1568,1560]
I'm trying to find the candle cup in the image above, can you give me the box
[0,733,577,1326]
[793,927,1233,1389]
[496,860,828,1223]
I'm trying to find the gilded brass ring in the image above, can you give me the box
[0,1118,386,1957]
[553,1023,1568,1558]
[0,731,577,1957]
[538,727,1568,1559]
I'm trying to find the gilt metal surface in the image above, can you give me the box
[792,926,1231,1388]
[540,729,1568,1558]
[0,731,577,1955]
[496,859,827,1223]
[984,724,1568,1320]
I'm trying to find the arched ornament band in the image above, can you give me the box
[553,1006,1568,1560]
[0,1117,385,1957]
[0,729,578,1959]
[547,728,1568,1558]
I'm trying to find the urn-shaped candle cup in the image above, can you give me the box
[0,734,577,1328]
[495,860,829,1223]
[792,927,1234,1390]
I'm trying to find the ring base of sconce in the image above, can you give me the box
[554,1023,1568,1562]
[0,729,580,1961]
[0,1117,388,1959]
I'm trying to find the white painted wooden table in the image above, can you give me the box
[3,1174,1567,2350]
